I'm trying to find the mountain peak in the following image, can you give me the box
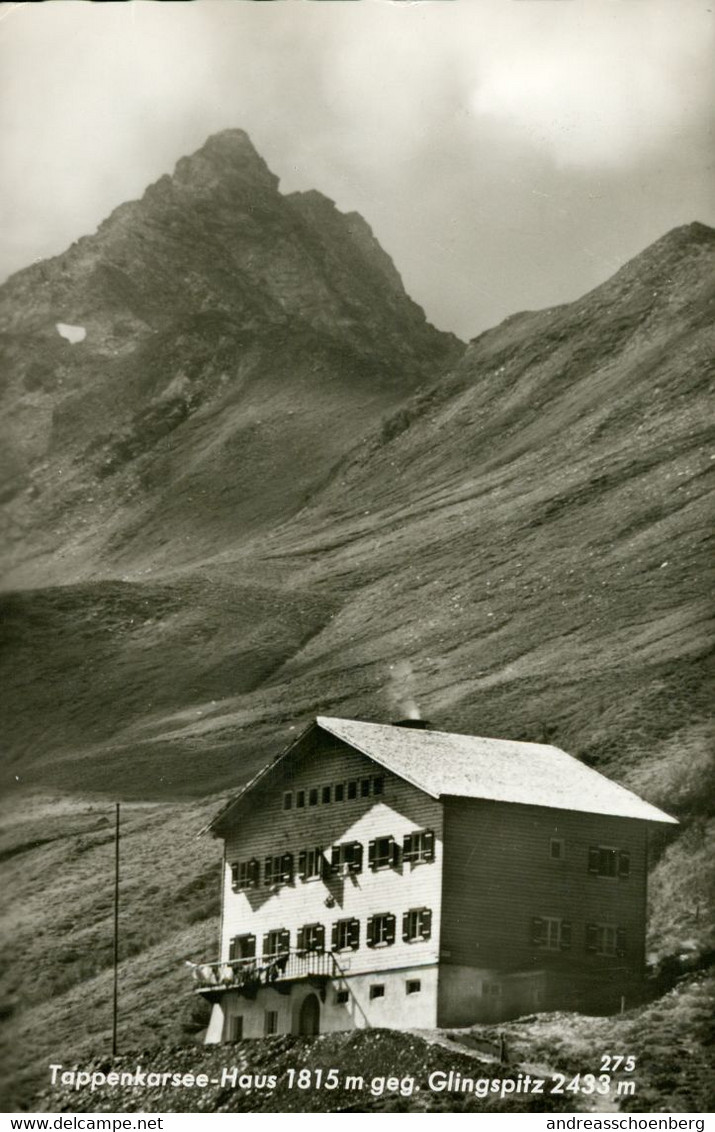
[169,128,279,197]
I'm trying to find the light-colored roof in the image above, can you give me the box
[316,717,677,824]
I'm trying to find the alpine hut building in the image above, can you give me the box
[193,717,676,1041]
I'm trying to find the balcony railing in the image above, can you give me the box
[189,950,337,996]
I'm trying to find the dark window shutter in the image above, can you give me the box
[403,834,413,861]
[249,859,259,886]
[402,911,410,942]
[231,863,239,887]
[366,916,375,948]
[348,919,360,949]
[391,838,401,866]
[281,853,293,882]
[424,830,435,860]
[229,937,239,961]
[421,908,432,939]
[560,920,572,950]
[531,917,545,945]
[616,928,627,957]
[315,924,325,952]
[618,851,631,878]
[585,923,599,952]
[588,847,600,874]
[386,914,396,944]
[297,850,306,878]
[296,926,305,953]
[279,929,290,953]
[351,843,363,873]
[331,846,340,874]
[331,922,338,950]
[368,840,376,869]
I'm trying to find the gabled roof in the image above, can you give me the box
[316,718,677,824]
[207,717,677,833]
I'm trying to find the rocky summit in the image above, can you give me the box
[0,131,713,1110]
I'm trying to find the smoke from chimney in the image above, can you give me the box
[387,659,421,721]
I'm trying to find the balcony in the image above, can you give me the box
[189,950,338,1001]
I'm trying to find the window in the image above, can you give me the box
[347,780,358,800]
[550,838,564,860]
[297,922,325,954]
[482,982,502,998]
[368,835,398,870]
[297,846,324,881]
[282,792,292,811]
[531,916,572,951]
[585,923,626,957]
[361,778,371,798]
[228,934,256,962]
[369,984,385,1000]
[296,790,305,809]
[332,918,360,951]
[329,841,363,876]
[588,846,630,878]
[373,776,384,796]
[335,989,349,1005]
[264,853,293,886]
[308,788,319,807]
[231,858,260,890]
[334,783,345,803]
[403,829,435,864]
[367,912,396,948]
[402,907,432,942]
[263,929,290,958]
[264,1010,278,1036]
[227,1015,243,1041]
[322,785,332,805]
[406,979,421,995]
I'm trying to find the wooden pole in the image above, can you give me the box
[112,802,120,1057]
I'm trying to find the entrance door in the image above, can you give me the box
[298,993,320,1036]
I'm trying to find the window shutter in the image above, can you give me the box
[350,842,363,873]
[403,834,413,861]
[229,937,239,962]
[331,922,338,950]
[616,928,627,957]
[231,863,239,888]
[366,916,375,948]
[618,851,630,878]
[386,914,396,945]
[588,847,600,874]
[348,919,360,949]
[368,840,376,869]
[421,908,432,940]
[249,859,259,886]
[279,929,290,953]
[402,911,411,942]
[315,923,325,952]
[296,926,305,953]
[560,920,572,950]
[245,934,256,958]
[264,856,273,884]
[297,850,307,878]
[424,830,435,861]
[281,853,293,882]
[391,838,401,867]
[330,847,340,875]
[585,923,599,952]
[531,917,545,945]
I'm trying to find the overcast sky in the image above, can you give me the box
[1,0,713,338]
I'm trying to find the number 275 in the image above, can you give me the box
[600,1055,636,1073]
